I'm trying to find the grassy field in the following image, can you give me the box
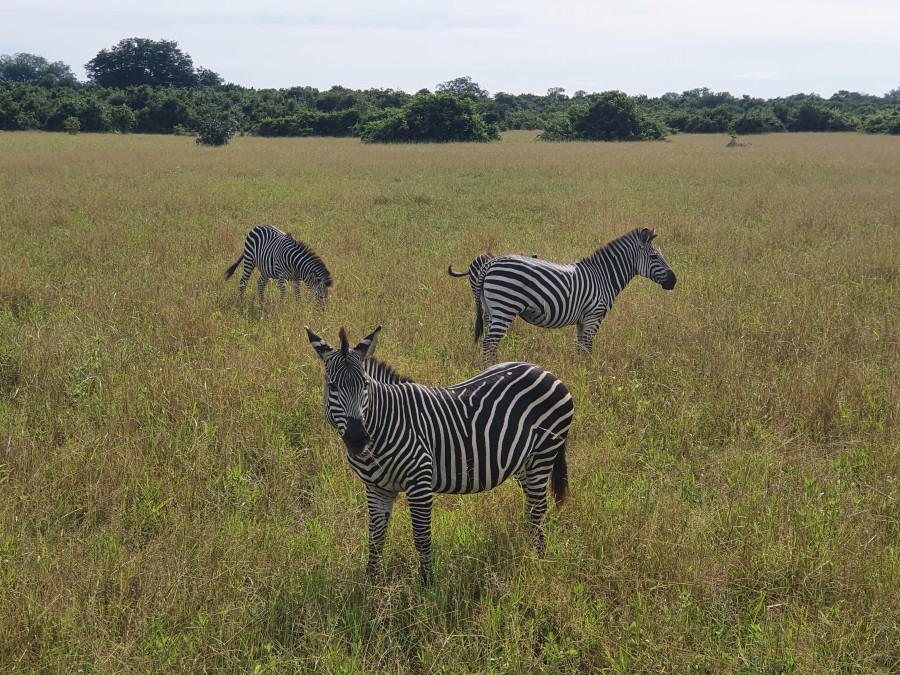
[0,130,897,673]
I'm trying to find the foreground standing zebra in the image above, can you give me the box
[225,224,332,304]
[474,227,676,363]
[306,325,573,583]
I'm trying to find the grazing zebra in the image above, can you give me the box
[474,227,676,364]
[306,325,573,583]
[225,224,332,304]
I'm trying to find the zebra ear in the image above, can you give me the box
[305,326,334,361]
[639,227,657,243]
[354,325,382,359]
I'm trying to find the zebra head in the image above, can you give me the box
[634,228,677,290]
[309,281,330,305]
[306,325,381,456]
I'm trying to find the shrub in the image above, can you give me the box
[539,91,669,141]
[62,116,80,134]
[109,104,136,133]
[859,111,900,135]
[196,116,236,146]
[731,108,786,134]
[360,93,500,143]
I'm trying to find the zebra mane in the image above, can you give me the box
[581,228,644,265]
[286,233,333,288]
[363,357,415,385]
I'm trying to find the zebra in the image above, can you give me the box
[225,224,332,304]
[448,252,538,336]
[448,252,495,333]
[473,227,676,364]
[306,325,573,583]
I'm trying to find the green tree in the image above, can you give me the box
[109,104,136,132]
[435,76,488,99]
[0,53,78,86]
[195,67,224,87]
[196,115,236,146]
[541,90,669,141]
[360,93,499,143]
[85,38,200,87]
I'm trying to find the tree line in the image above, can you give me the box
[1,39,899,142]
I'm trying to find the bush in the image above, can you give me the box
[253,108,360,137]
[731,108,786,134]
[859,111,900,135]
[196,116,236,146]
[539,91,669,141]
[109,104,136,133]
[360,93,500,143]
[786,103,856,132]
[62,116,80,134]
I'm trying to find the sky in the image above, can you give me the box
[4,1,899,99]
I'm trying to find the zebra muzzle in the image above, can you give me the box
[342,417,370,456]
[661,271,677,290]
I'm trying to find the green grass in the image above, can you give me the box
[0,130,897,672]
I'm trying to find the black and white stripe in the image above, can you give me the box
[307,325,573,583]
[448,253,495,335]
[225,224,332,303]
[473,228,676,363]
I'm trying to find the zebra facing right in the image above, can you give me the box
[474,227,676,364]
[225,224,332,304]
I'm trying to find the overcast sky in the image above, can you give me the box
[5,1,899,98]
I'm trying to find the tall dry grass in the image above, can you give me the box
[0,130,897,672]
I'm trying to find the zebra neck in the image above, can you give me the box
[581,240,637,299]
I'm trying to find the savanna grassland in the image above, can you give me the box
[0,130,897,673]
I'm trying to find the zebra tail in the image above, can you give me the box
[224,253,244,280]
[474,296,484,343]
[447,264,469,278]
[551,446,568,506]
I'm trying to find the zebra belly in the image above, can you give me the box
[519,305,578,328]
[429,426,533,495]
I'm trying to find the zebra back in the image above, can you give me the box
[363,357,414,384]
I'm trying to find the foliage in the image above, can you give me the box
[252,108,360,137]
[667,105,737,133]
[0,52,78,86]
[360,93,500,143]
[195,115,237,146]
[84,38,218,88]
[3,48,900,138]
[731,107,786,134]
[859,109,900,134]
[61,116,80,134]
[540,90,669,141]
[435,75,489,99]
[725,131,750,147]
[788,101,856,131]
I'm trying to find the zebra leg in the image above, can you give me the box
[406,484,435,584]
[278,277,287,301]
[576,316,602,353]
[292,280,302,302]
[521,464,553,555]
[365,485,397,578]
[256,275,270,302]
[238,262,254,298]
[481,314,515,366]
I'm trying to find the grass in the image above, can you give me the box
[0,129,897,672]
